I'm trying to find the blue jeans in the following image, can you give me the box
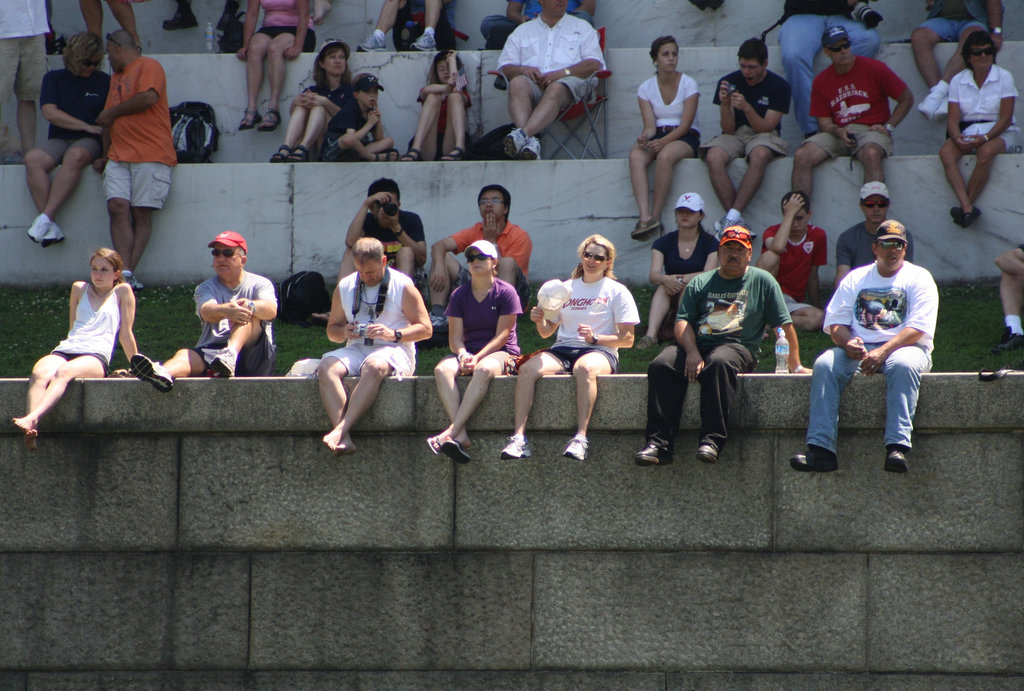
[780,14,880,136]
[806,344,932,453]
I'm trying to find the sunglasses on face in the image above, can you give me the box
[582,251,607,261]
[82,58,102,67]
[876,239,906,250]
[861,200,889,209]
[827,41,851,53]
[720,228,751,242]
[465,252,490,262]
[970,46,995,57]
[211,248,240,257]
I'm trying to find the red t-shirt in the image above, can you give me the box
[760,223,827,302]
[809,56,907,127]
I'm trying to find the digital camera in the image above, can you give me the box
[850,1,882,29]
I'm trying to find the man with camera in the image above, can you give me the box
[318,237,432,456]
[779,0,883,138]
[912,0,1002,121]
[790,26,913,203]
[340,178,426,280]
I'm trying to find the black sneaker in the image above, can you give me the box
[790,445,838,472]
[634,442,673,466]
[992,327,1024,354]
[884,445,909,473]
[695,443,719,464]
[130,353,174,392]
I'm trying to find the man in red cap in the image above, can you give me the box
[129,231,278,390]
[634,225,804,466]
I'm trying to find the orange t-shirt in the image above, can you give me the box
[105,56,177,167]
[449,221,533,278]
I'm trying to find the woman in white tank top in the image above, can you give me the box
[13,248,140,451]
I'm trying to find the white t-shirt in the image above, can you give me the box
[0,0,48,39]
[824,261,939,352]
[637,73,701,132]
[949,64,1017,124]
[497,12,604,80]
[336,267,416,362]
[551,276,640,358]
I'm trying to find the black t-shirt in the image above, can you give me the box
[712,70,791,132]
[363,209,425,262]
[326,99,367,137]
[40,68,110,141]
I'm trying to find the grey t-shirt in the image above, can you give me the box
[835,221,915,271]
[193,271,277,348]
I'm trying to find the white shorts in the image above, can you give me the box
[784,293,814,314]
[103,160,173,209]
[322,342,415,377]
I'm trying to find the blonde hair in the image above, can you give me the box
[352,236,384,262]
[90,247,125,283]
[570,234,616,280]
[64,32,104,74]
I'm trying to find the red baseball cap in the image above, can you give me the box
[208,231,247,252]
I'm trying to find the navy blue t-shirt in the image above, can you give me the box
[39,68,110,141]
[712,69,791,132]
[652,230,719,276]
[363,209,425,265]
[326,99,367,137]
[305,82,352,109]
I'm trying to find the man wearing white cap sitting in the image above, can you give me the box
[834,181,915,288]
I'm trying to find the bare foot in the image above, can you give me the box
[13,416,38,451]
[323,428,343,453]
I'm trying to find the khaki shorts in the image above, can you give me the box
[0,35,45,101]
[804,123,893,159]
[524,75,593,106]
[38,137,102,163]
[699,125,789,161]
[103,160,173,209]
[784,292,814,315]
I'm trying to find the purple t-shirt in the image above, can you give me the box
[446,278,522,356]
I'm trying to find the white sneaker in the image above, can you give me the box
[500,434,531,459]
[122,270,144,290]
[357,31,386,52]
[562,434,589,461]
[41,220,65,247]
[411,31,435,51]
[130,353,174,392]
[520,135,541,160]
[712,215,729,239]
[918,83,948,121]
[27,213,50,243]
[503,127,528,158]
[209,348,237,378]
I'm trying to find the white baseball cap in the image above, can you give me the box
[674,192,705,212]
[467,239,499,259]
[859,181,890,200]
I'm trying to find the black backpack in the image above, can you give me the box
[468,123,515,161]
[218,11,245,54]
[169,101,219,163]
[280,271,332,326]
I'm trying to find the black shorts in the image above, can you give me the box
[191,324,276,376]
[547,345,618,373]
[653,125,700,152]
[257,26,316,52]
[50,350,110,374]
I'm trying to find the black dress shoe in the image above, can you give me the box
[634,442,673,466]
[163,5,198,30]
[884,446,909,473]
[790,445,838,472]
[695,443,718,464]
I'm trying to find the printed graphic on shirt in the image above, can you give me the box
[564,296,611,314]
[855,288,906,331]
[698,290,747,336]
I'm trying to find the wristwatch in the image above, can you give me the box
[563,68,571,77]
[394,329,402,342]
[589,334,598,345]
[884,123,895,134]
[992,26,1003,34]
[247,300,255,312]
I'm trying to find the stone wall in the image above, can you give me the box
[1,374,1022,687]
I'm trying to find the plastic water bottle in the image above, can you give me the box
[774,327,789,374]
[204,22,215,52]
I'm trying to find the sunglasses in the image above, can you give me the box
[969,46,995,57]
[211,248,240,257]
[876,239,906,250]
[861,200,889,208]
[465,252,490,262]
[720,228,751,242]
[82,58,102,67]
[826,41,851,52]
[582,251,607,261]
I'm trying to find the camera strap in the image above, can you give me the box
[352,268,391,323]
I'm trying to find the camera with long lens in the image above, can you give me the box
[850,1,882,29]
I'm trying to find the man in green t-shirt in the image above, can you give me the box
[635,226,805,466]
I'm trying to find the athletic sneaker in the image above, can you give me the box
[130,353,174,392]
[917,82,948,121]
[209,348,237,378]
[27,213,50,243]
[411,31,436,51]
[357,31,386,52]
[715,215,753,240]
[562,434,589,461]
[503,127,528,159]
[992,327,1024,353]
[500,434,531,459]
[41,221,65,247]
[520,135,541,160]
[121,270,144,290]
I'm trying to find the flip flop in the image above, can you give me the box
[238,108,260,130]
[426,435,442,455]
[440,439,472,464]
[269,145,293,162]
[440,146,465,161]
[257,109,281,132]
